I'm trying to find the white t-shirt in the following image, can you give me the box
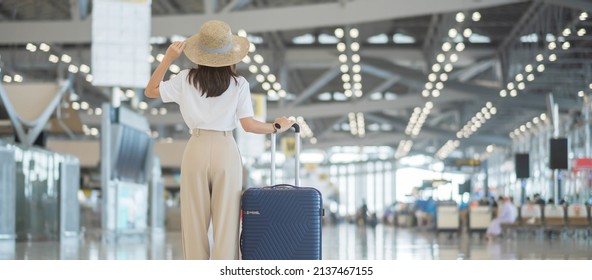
[159,69,254,131]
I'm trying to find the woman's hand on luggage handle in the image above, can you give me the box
[274,117,295,133]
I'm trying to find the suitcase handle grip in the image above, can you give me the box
[270,123,301,186]
[267,184,299,189]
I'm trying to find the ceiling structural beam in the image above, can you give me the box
[203,0,218,14]
[310,128,511,149]
[538,0,592,11]
[70,0,80,21]
[448,58,496,82]
[220,0,249,13]
[421,14,440,56]
[0,0,525,44]
[290,66,340,107]
[374,62,580,110]
[315,116,347,140]
[360,76,401,101]
[496,0,546,80]
[497,1,545,52]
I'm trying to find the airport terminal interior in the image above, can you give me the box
[1,0,592,260]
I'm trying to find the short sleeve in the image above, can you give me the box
[159,70,187,103]
[236,79,254,119]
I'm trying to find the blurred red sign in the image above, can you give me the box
[573,158,592,172]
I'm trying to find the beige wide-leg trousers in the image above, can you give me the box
[180,128,242,260]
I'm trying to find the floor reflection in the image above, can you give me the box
[4,223,592,260]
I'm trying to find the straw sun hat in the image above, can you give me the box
[183,20,250,67]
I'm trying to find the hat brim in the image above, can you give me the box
[184,34,249,67]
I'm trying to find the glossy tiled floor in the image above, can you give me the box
[1,223,591,260]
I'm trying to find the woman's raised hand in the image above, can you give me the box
[164,41,186,62]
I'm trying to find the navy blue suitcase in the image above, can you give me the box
[240,124,323,260]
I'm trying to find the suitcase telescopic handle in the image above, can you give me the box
[270,123,300,186]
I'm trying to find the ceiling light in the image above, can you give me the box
[422,90,430,97]
[579,91,585,97]
[444,64,453,72]
[548,42,556,50]
[262,82,271,90]
[342,74,351,82]
[349,28,359,38]
[455,42,465,52]
[26,43,37,52]
[61,54,72,63]
[352,64,361,73]
[86,74,93,82]
[578,28,586,36]
[3,75,12,83]
[500,89,507,97]
[253,54,264,64]
[68,65,79,73]
[450,53,459,63]
[448,28,458,38]
[241,55,251,64]
[353,74,362,82]
[507,82,515,90]
[352,54,360,63]
[12,74,22,82]
[260,65,270,73]
[515,74,524,81]
[39,43,50,52]
[248,65,258,73]
[256,74,265,83]
[49,54,59,63]
[340,64,349,73]
[249,43,256,53]
[425,82,433,89]
[267,74,276,83]
[337,42,346,52]
[525,64,533,72]
[456,12,465,23]
[562,28,571,37]
[428,73,437,82]
[527,74,535,81]
[432,64,441,72]
[436,53,446,63]
[536,54,544,62]
[442,42,452,52]
[440,73,448,81]
[517,82,525,90]
[344,90,353,97]
[80,64,91,73]
[549,54,557,61]
[562,41,570,50]
[169,64,180,73]
[463,28,473,38]
[537,64,545,72]
[125,89,135,98]
[580,12,588,21]
[273,82,281,91]
[339,54,347,63]
[334,28,344,38]
[435,82,444,90]
[351,42,360,52]
[472,11,481,22]
[432,89,440,97]
[510,89,517,97]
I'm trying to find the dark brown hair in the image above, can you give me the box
[187,65,239,98]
